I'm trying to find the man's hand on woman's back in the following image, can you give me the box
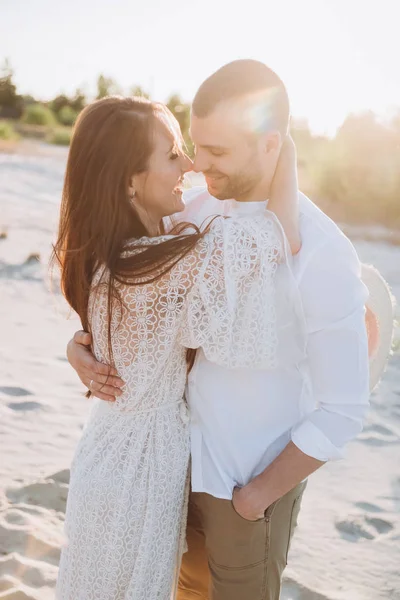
[67,331,124,402]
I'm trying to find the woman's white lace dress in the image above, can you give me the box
[56,212,291,600]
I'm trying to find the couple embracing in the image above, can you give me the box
[54,60,390,600]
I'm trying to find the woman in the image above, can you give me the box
[53,96,301,600]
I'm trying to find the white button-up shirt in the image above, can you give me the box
[178,187,370,500]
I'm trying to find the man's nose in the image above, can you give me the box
[192,152,209,174]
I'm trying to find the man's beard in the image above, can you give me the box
[206,152,264,201]
[212,170,262,200]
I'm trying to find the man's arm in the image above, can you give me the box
[233,233,370,520]
[67,331,124,402]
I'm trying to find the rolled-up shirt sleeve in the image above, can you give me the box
[291,233,370,461]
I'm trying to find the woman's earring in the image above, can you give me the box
[130,190,136,200]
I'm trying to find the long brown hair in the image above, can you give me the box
[52,96,209,368]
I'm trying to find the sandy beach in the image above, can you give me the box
[0,142,399,600]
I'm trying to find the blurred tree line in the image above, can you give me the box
[1,59,399,227]
[291,113,400,227]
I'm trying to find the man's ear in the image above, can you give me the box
[264,131,282,155]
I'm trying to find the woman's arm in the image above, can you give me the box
[178,212,292,370]
[267,136,301,255]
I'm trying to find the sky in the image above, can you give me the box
[1,0,399,135]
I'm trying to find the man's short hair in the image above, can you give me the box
[192,59,290,136]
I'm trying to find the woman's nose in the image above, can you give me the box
[182,154,193,174]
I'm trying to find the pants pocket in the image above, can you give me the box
[199,494,270,569]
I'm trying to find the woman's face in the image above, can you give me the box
[132,111,193,230]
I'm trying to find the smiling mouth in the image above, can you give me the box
[205,175,225,184]
[173,182,184,194]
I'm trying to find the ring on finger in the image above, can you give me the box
[89,379,94,391]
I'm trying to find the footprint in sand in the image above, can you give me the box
[0,574,20,592]
[0,257,42,283]
[282,577,333,600]
[45,470,69,486]
[6,478,69,514]
[0,514,61,565]
[358,422,400,446]
[354,501,384,513]
[0,388,33,398]
[0,472,68,600]
[0,587,38,600]
[365,517,394,535]
[0,553,57,588]
[6,402,42,412]
[335,513,394,542]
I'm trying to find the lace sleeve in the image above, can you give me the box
[89,214,305,384]
[178,212,296,369]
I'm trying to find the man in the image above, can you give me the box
[67,60,370,599]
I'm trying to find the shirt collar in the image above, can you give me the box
[225,199,268,217]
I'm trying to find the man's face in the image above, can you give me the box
[190,97,280,201]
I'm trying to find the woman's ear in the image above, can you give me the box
[128,176,136,200]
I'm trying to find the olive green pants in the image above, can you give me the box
[178,481,306,600]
